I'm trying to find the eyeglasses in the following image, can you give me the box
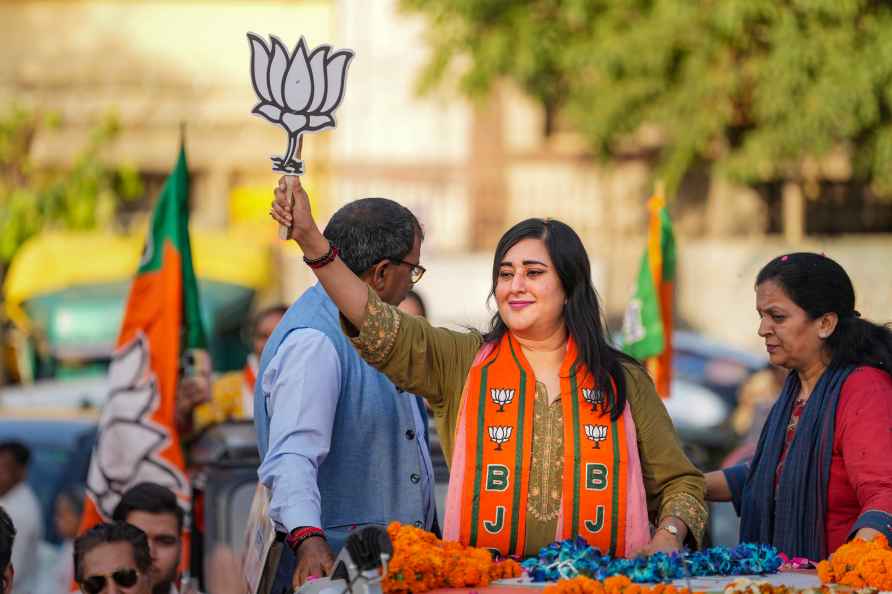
[81,568,140,594]
[390,259,426,284]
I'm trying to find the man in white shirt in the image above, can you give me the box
[0,442,42,594]
[1,506,15,594]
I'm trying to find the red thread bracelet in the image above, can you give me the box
[286,526,326,552]
[303,243,339,269]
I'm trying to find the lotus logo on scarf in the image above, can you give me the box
[488,426,513,451]
[490,388,516,412]
[584,424,609,449]
[247,34,353,174]
[582,388,604,412]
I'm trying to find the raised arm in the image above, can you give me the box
[270,175,370,328]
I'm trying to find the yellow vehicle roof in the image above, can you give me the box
[3,228,273,327]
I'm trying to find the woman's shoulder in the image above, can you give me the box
[839,365,892,410]
[617,359,657,402]
[618,359,652,385]
[845,365,892,389]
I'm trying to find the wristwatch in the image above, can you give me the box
[658,520,681,540]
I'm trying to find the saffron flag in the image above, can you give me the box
[621,192,676,397]
[77,145,206,559]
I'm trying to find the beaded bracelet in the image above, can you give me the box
[303,243,339,269]
[286,526,326,553]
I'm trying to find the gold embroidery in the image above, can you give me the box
[659,491,708,547]
[527,382,563,522]
[350,289,401,367]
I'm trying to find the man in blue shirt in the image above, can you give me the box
[256,190,435,593]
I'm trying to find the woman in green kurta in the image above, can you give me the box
[270,176,707,557]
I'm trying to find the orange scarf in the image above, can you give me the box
[457,333,633,557]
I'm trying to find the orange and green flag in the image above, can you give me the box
[78,145,206,555]
[621,192,676,398]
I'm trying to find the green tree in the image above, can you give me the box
[0,104,143,275]
[403,0,892,198]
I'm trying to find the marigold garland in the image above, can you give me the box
[816,535,892,591]
[380,522,522,594]
[541,575,703,594]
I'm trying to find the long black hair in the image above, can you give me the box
[483,218,641,420]
[756,252,892,373]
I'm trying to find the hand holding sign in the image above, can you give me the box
[247,33,354,238]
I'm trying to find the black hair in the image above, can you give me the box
[756,252,892,373]
[0,506,15,583]
[74,522,151,583]
[112,482,184,532]
[0,442,30,467]
[402,290,427,318]
[483,218,642,420]
[323,197,423,276]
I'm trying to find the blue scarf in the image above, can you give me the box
[739,365,854,560]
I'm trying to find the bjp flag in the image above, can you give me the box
[621,191,676,398]
[77,145,207,567]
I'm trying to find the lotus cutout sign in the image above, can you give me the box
[247,33,354,175]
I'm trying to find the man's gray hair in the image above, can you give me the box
[323,197,423,275]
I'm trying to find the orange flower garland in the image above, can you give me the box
[381,522,522,594]
[817,535,892,590]
[542,575,702,594]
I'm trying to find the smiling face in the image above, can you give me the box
[756,279,837,372]
[494,238,566,338]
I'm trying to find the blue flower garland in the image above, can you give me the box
[521,538,783,583]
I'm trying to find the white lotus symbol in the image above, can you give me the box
[488,425,513,451]
[490,388,516,412]
[86,333,190,518]
[247,33,353,174]
[584,424,608,449]
[582,388,604,412]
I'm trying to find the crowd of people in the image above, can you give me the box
[1,177,891,594]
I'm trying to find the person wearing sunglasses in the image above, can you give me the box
[74,522,151,594]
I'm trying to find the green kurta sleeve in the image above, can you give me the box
[623,363,709,548]
[345,287,483,461]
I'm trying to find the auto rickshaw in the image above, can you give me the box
[3,228,275,384]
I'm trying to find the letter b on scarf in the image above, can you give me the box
[585,463,609,491]
[486,464,510,491]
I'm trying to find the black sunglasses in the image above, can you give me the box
[389,259,426,283]
[81,568,139,594]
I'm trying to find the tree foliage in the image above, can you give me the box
[0,105,143,269]
[403,0,892,197]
